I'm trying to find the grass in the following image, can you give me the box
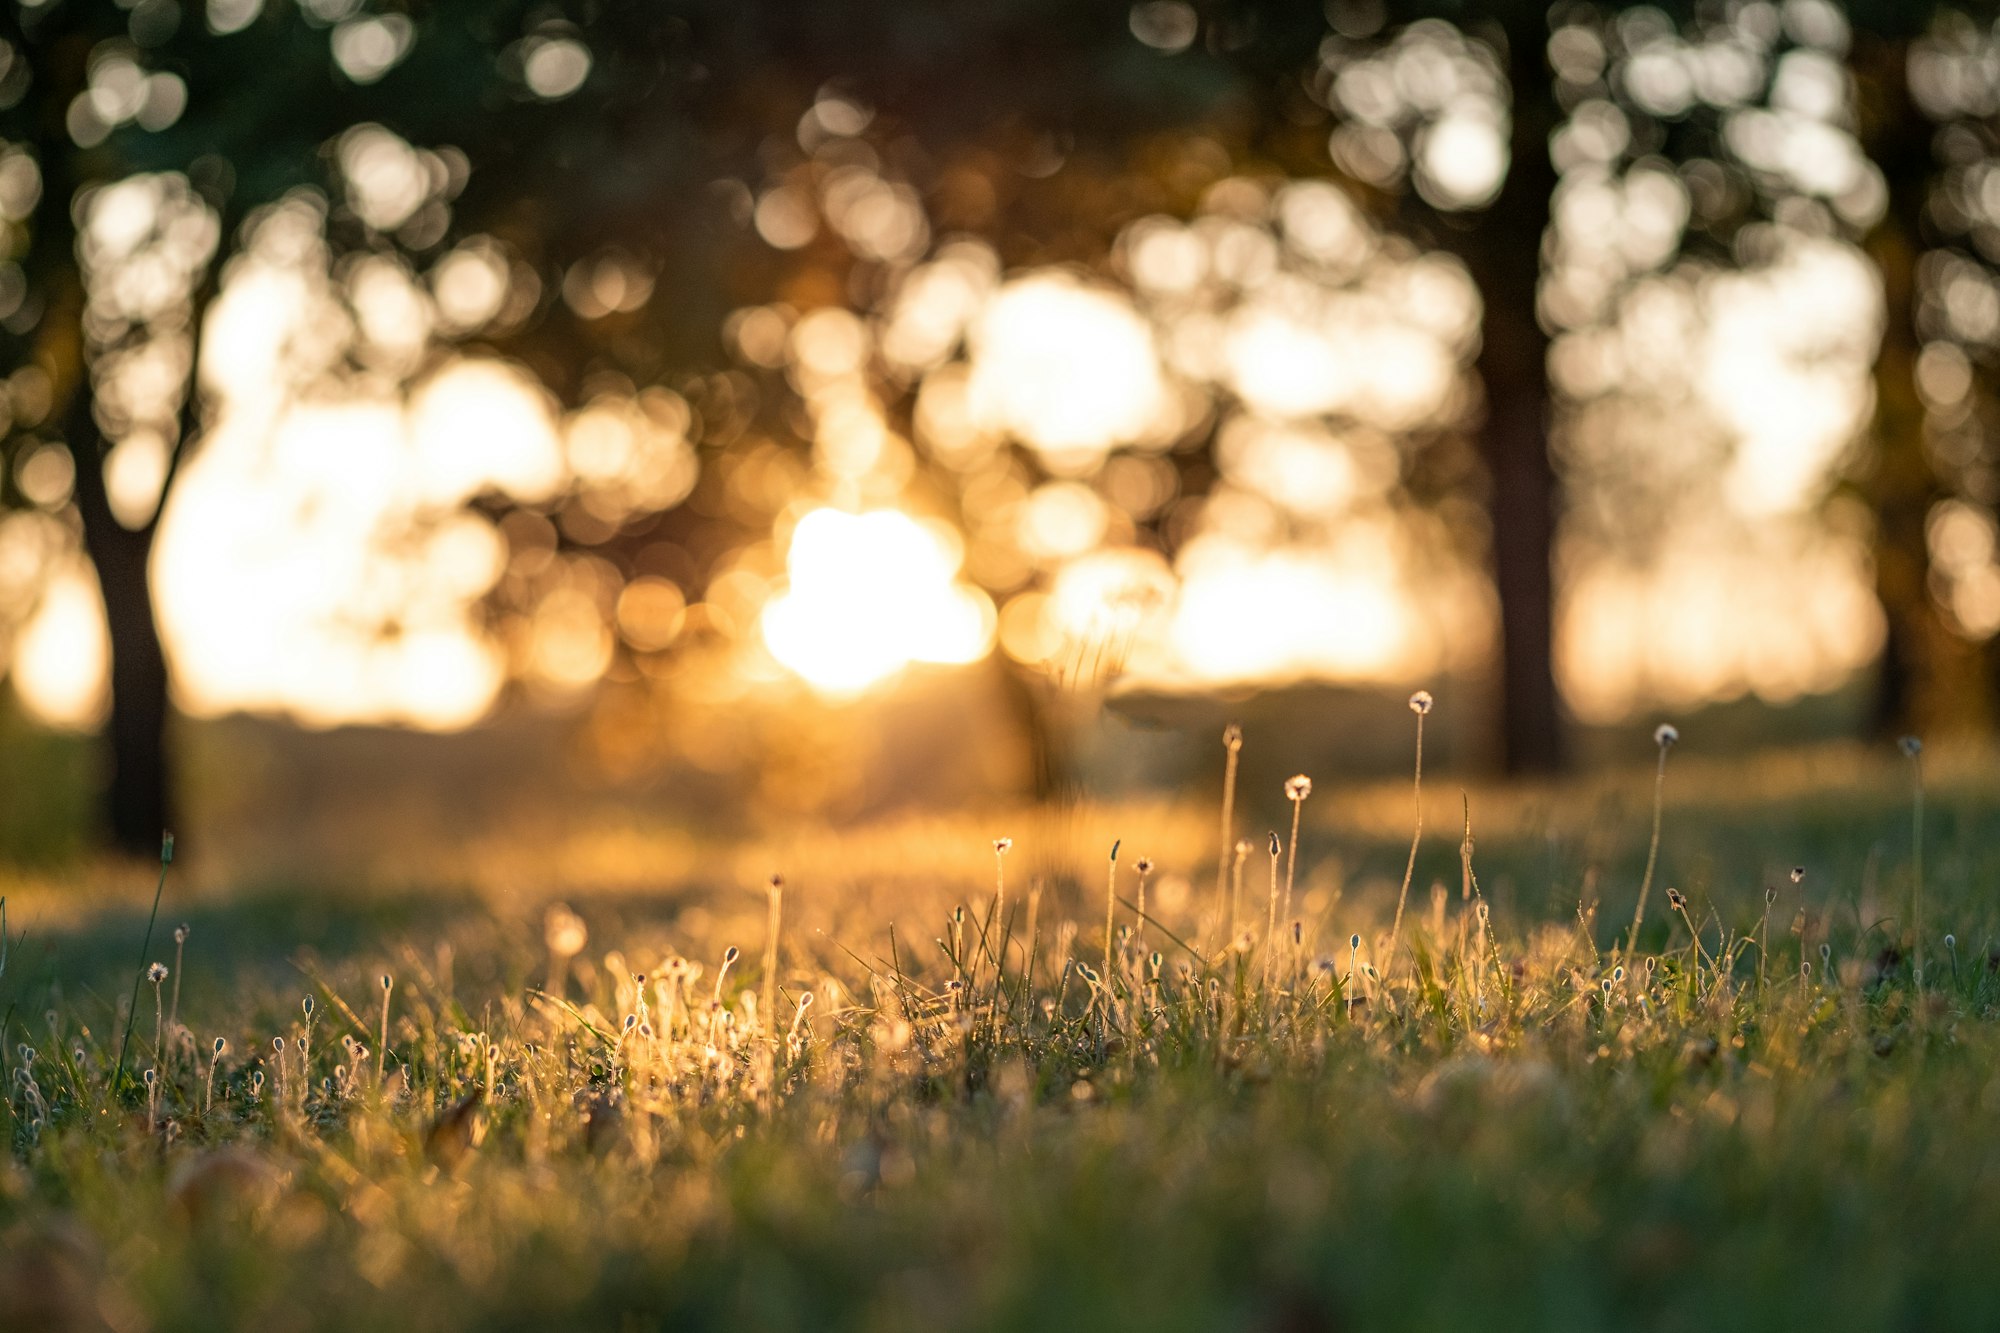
[3,728,2000,1331]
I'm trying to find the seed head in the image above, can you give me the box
[1654,724,1679,748]
[1408,690,1433,716]
[146,963,168,983]
[173,924,188,945]
[1285,774,1313,801]
[993,837,1013,854]
[1233,838,1251,859]
[1789,867,1805,884]
[1666,887,1686,910]
[1899,735,1923,758]
[1267,832,1281,857]
[301,996,314,1016]
[1222,723,1243,752]
[1135,857,1154,876]
[1946,933,1958,951]
[722,946,740,965]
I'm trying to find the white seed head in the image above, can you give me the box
[1654,724,1679,748]
[1135,858,1153,876]
[1790,867,1805,884]
[1222,723,1243,752]
[1408,690,1433,715]
[993,837,1013,854]
[1285,774,1312,801]
[146,963,168,983]
[173,925,188,944]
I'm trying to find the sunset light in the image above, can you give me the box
[761,507,994,694]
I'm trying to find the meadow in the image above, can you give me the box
[3,713,2000,1333]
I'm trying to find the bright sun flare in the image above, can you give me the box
[760,507,994,695]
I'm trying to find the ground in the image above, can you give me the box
[2,737,1998,1332]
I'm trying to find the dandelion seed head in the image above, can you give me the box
[1285,774,1312,801]
[1790,867,1805,884]
[173,925,188,944]
[146,963,168,983]
[1135,857,1153,876]
[1222,723,1243,752]
[1654,723,1679,748]
[993,837,1013,854]
[1409,690,1433,715]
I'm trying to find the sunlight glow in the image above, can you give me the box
[762,508,994,694]
[13,560,110,730]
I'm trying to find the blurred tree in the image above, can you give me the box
[29,0,2000,852]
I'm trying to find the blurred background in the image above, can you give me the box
[0,0,1996,868]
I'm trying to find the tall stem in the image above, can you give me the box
[1388,708,1427,977]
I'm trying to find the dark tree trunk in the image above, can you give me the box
[1452,14,1564,774]
[1854,35,1989,739]
[65,390,173,855]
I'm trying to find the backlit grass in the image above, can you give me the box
[4,727,2000,1332]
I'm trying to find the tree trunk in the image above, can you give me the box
[66,389,174,856]
[1854,35,1989,739]
[1455,15,1564,774]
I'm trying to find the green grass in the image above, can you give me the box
[3,737,2000,1332]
